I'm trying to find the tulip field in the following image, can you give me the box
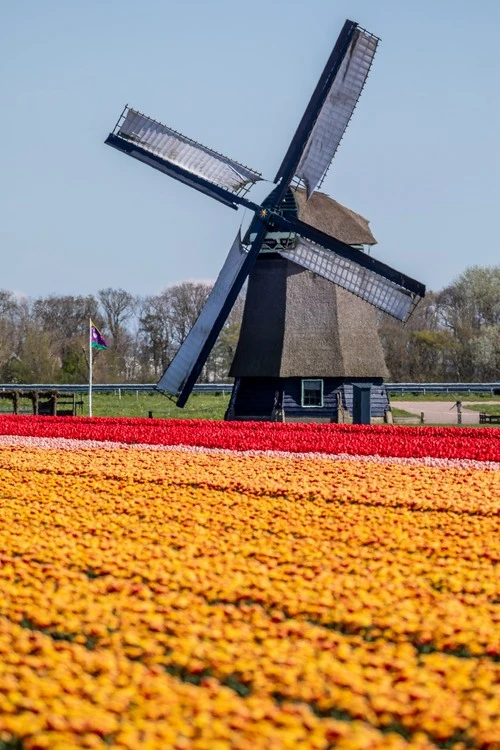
[0,416,498,749]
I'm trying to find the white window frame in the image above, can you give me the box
[301,378,324,408]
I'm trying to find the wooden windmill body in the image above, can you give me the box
[106,20,425,419]
[227,189,389,421]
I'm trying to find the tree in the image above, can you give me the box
[378,292,450,381]
[60,346,89,383]
[97,288,137,381]
[470,326,500,381]
[0,291,24,376]
[14,326,59,383]
[138,290,175,380]
[407,329,458,381]
[169,282,211,347]
[30,295,99,383]
[136,282,243,383]
[137,282,211,380]
[97,288,136,344]
[437,266,500,380]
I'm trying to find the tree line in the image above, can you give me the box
[0,284,244,385]
[0,265,498,385]
[379,266,500,381]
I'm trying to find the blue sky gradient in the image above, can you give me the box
[1,0,499,298]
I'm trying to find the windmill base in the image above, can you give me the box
[225,377,388,423]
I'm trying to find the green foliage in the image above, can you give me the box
[1,356,32,384]
[463,403,500,416]
[60,346,88,383]
[409,329,456,349]
[391,407,418,418]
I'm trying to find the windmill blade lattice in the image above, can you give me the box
[274,21,379,198]
[265,210,423,322]
[278,234,420,321]
[106,107,262,209]
[295,28,379,197]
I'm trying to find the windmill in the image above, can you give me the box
[105,19,425,421]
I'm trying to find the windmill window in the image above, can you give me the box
[301,379,324,407]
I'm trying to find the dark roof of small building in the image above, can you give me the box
[292,188,377,246]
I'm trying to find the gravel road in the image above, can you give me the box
[390,401,486,425]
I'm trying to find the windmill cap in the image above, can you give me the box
[292,188,377,246]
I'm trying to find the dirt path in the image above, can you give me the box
[390,401,485,425]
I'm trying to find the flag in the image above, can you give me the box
[90,321,108,350]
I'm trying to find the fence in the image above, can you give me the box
[0,383,230,395]
[385,383,500,396]
[0,382,499,396]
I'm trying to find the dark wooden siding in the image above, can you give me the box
[232,377,281,418]
[341,381,388,418]
[231,377,389,421]
[282,378,339,420]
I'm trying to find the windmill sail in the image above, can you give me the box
[106,107,262,207]
[157,225,267,406]
[268,210,424,321]
[105,17,426,411]
[274,22,379,198]
[295,29,378,196]
[278,234,420,321]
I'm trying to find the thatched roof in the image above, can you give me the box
[229,190,388,380]
[292,188,377,246]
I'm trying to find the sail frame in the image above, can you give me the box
[274,21,379,198]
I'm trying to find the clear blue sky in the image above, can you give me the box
[1,0,499,299]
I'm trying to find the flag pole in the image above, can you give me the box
[88,321,107,415]
[89,318,93,417]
